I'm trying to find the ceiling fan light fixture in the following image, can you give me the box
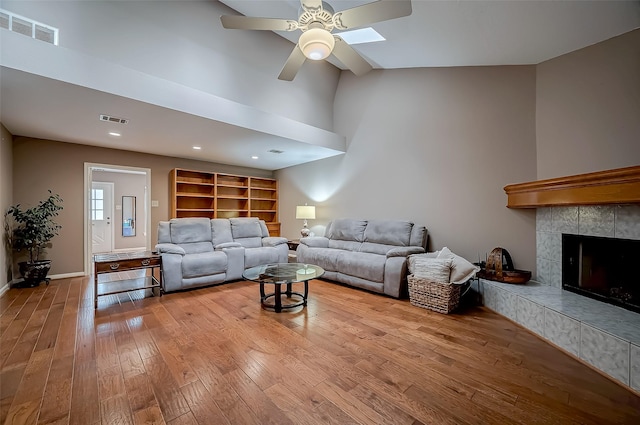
[299,28,335,60]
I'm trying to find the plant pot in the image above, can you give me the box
[18,260,52,287]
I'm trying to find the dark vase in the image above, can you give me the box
[17,260,52,287]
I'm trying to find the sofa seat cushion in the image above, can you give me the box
[328,239,362,252]
[336,251,385,283]
[182,252,227,279]
[180,241,214,255]
[299,248,343,273]
[234,237,262,249]
[245,247,281,269]
[360,242,397,256]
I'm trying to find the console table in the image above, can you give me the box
[93,251,162,308]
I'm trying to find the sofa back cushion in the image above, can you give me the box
[158,221,171,244]
[259,220,270,237]
[169,218,213,244]
[410,225,428,249]
[230,218,263,248]
[326,219,367,242]
[210,219,234,246]
[363,220,413,247]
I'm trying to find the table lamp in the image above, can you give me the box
[295,204,316,237]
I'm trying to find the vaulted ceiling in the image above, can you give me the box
[1,1,638,170]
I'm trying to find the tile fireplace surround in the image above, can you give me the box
[480,204,640,393]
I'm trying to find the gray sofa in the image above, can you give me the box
[296,218,427,298]
[156,217,288,292]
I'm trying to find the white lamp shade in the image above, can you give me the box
[299,28,335,60]
[296,205,316,220]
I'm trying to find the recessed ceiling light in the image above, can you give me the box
[251,155,259,159]
[336,27,385,45]
[192,146,202,150]
[108,132,121,137]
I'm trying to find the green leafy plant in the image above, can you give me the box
[6,191,64,263]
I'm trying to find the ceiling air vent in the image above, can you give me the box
[0,9,58,45]
[268,149,284,154]
[100,114,129,125]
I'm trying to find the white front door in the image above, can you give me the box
[91,182,114,254]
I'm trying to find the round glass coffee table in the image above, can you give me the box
[242,263,324,312]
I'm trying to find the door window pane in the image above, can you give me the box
[91,188,104,220]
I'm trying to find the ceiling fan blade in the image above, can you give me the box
[278,45,307,81]
[220,15,298,31]
[331,36,373,76]
[300,0,323,14]
[333,0,412,30]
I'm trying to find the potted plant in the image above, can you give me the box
[5,191,63,287]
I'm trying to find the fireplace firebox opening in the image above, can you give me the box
[562,234,640,314]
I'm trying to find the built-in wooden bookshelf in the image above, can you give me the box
[170,168,280,236]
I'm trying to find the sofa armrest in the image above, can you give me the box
[155,243,186,255]
[300,236,329,248]
[215,242,243,250]
[262,237,288,247]
[386,246,425,258]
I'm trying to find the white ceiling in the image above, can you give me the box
[221,0,640,68]
[1,0,639,171]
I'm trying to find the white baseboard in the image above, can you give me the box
[0,272,87,297]
[49,271,87,280]
[0,271,86,297]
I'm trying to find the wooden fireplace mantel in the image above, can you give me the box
[504,165,640,208]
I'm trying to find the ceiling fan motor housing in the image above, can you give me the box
[298,8,334,31]
[299,27,335,60]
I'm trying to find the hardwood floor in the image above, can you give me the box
[1,273,639,424]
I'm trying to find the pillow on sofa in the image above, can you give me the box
[437,247,480,284]
[409,256,452,283]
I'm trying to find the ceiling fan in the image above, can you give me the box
[220,0,412,81]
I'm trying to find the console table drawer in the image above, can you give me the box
[95,257,161,273]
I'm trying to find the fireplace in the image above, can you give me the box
[562,234,640,313]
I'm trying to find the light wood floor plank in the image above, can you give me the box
[0,276,638,424]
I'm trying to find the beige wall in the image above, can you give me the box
[536,29,640,179]
[277,66,538,274]
[1,124,13,287]
[12,138,273,276]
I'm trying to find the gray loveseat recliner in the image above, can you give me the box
[296,218,427,298]
[156,217,288,292]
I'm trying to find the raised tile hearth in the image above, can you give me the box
[478,278,640,392]
[496,168,640,392]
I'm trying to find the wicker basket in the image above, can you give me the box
[408,275,461,314]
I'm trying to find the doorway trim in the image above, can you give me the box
[84,163,152,276]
